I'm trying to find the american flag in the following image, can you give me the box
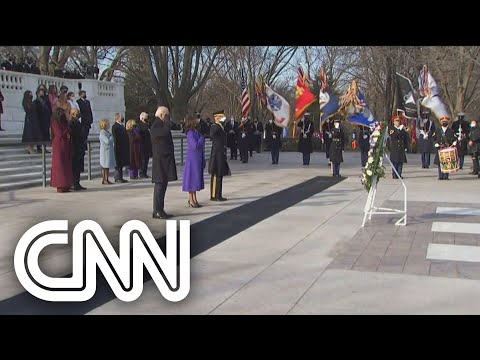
[241,69,251,118]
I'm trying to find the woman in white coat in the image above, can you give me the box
[99,119,115,184]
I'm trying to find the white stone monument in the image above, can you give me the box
[0,69,125,133]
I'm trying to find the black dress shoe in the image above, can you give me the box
[210,197,217,201]
[217,197,228,201]
[152,212,172,219]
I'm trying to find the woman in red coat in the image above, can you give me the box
[50,108,73,192]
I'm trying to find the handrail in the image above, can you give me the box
[0,133,190,148]
[0,133,211,188]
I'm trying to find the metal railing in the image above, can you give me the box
[0,133,207,188]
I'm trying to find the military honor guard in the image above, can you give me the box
[433,117,457,180]
[225,116,239,160]
[265,116,282,164]
[322,118,334,166]
[238,117,250,163]
[209,110,231,201]
[357,125,371,167]
[297,112,313,165]
[329,119,345,176]
[452,112,470,170]
[418,110,435,169]
[468,119,480,177]
[252,118,263,153]
[388,115,409,179]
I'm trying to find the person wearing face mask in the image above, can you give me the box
[357,125,371,167]
[265,116,282,164]
[151,106,177,219]
[208,110,231,201]
[467,120,480,176]
[238,116,251,163]
[112,112,130,183]
[452,112,470,170]
[252,117,263,153]
[418,110,435,169]
[77,91,93,146]
[433,116,456,180]
[388,115,409,179]
[225,115,239,160]
[329,118,345,176]
[297,112,313,165]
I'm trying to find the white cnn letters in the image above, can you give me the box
[14,220,190,302]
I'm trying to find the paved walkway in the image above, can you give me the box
[1,150,480,314]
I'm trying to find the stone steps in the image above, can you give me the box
[0,131,211,192]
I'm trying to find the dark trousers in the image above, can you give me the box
[438,164,449,180]
[229,145,237,160]
[421,152,431,168]
[303,152,310,165]
[472,152,479,174]
[240,143,249,163]
[360,149,368,167]
[141,155,150,177]
[254,135,262,152]
[332,162,340,176]
[459,155,465,169]
[72,168,80,187]
[153,182,168,213]
[325,141,331,160]
[271,145,279,164]
[210,175,223,199]
[82,125,91,151]
[392,162,403,178]
[114,167,125,181]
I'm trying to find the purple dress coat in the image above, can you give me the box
[182,129,205,192]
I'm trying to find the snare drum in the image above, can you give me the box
[439,147,459,173]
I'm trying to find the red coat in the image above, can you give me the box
[128,127,144,169]
[50,120,73,188]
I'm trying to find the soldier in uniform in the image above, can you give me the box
[209,110,231,201]
[322,118,334,166]
[433,117,457,180]
[357,125,371,167]
[238,117,250,163]
[389,115,409,179]
[252,117,264,153]
[468,119,480,176]
[418,110,435,168]
[225,116,239,160]
[451,112,470,170]
[329,119,345,177]
[297,112,314,165]
[265,116,282,164]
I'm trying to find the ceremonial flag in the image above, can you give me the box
[241,69,252,118]
[319,67,340,125]
[418,65,449,120]
[347,91,377,129]
[395,72,419,118]
[265,84,291,128]
[295,66,316,120]
[255,76,267,109]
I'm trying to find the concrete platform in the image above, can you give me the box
[1,150,480,314]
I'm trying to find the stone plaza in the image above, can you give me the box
[1,150,480,315]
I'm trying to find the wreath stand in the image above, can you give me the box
[361,153,407,227]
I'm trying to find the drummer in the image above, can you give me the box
[433,116,457,180]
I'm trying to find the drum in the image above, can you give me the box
[439,146,459,173]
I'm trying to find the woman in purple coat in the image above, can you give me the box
[182,115,206,208]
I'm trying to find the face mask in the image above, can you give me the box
[334,123,339,128]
